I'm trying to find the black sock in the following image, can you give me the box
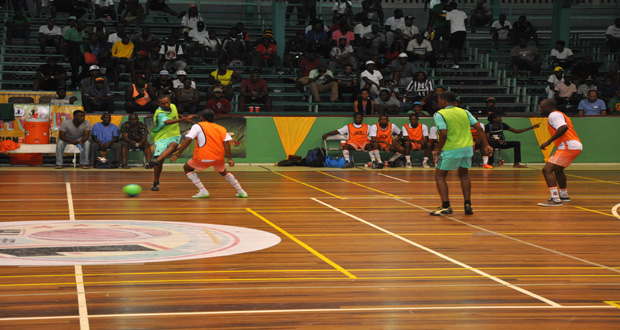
[465,200,471,205]
[442,201,450,208]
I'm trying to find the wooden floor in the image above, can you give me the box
[1,165,620,329]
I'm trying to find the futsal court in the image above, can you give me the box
[0,165,619,329]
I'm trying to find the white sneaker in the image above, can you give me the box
[192,190,210,199]
[451,64,460,69]
[236,191,248,198]
[406,162,412,168]
[422,160,430,169]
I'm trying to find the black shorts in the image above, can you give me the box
[449,31,466,49]
[433,25,450,40]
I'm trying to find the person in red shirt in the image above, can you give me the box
[205,88,231,114]
[240,71,272,112]
[254,37,282,72]
[296,53,319,95]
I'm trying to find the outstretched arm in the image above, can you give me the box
[509,123,540,134]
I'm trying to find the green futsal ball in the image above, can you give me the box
[123,184,142,197]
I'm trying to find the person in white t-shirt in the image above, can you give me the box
[445,2,468,69]
[491,14,512,47]
[360,60,384,97]
[186,21,209,63]
[546,67,564,99]
[550,40,574,69]
[605,18,620,53]
[332,0,353,19]
[107,23,125,46]
[396,16,419,45]
[354,18,373,44]
[181,6,204,33]
[39,17,62,54]
[94,0,117,21]
[407,33,437,68]
[385,9,405,48]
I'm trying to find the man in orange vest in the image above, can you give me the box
[171,110,247,198]
[369,114,403,168]
[538,99,582,206]
[322,112,371,168]
[401,113,431,168]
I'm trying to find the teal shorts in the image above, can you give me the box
[436,146,473,171]
[154,136,181,157]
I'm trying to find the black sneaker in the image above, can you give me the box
[560,196,571,202]
[121,164,130,169]
[464,203,474,215]
[430,206,453,216]
[537,198,563,207]
[341,161,354,168]
[148,160,160,168]
[151,181,160,191]
[371,161,378,169]
[376,161,384,169]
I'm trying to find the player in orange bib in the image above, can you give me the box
[322,112,372,168]
[538,99,582,207]
[369,114,404,168]
[170,110,248,199]
[401,113,431,168]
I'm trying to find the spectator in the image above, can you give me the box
[353,88,374,115]
[133,27,159,54]
[407,33,437,68]
[354,17,373,45]
[510,38,540,77]
[307,63,339,103]
[159,36,187,73]
[205,88,231,114]
[395,15,419,47]
[356,36,380,65]
[284,30,308,72]
[491,14,512,47]
[578,90,607,116]
[222,27,247,63]
[84,32,106,64]
[607,89,620,115]
[91,20,107,43]
[296,53,319,97]
[56,110,91,169]
[306,21,330,55]
[445,2,468,69]
[482,97,506,116]
[485,113,539,168]
[606,18,620,53]
[361,60,385,97]
[111,33,134,88]
[83,77,115,113]
[5,10,30,45]
[180,5,203,33]
[358,0,384,23]
[331,22,355,46]
[336,64,359,102]
[572,56,599,84]
[608,57,620,84]
[63,20,87,89]
[146,0,178,17]
[240,71,272,112]
[204,29,223,60]
[39,18,62,54]
[61,16,77,35]
[175,79,200,114]
[129,50,152,82]
[94,0,116,20]
[408,101,426,116]
[401,113,431,168]
[149,45,163,76]
[597,76,619,103]
[50,87,78,104]
[119,113,152,169]
[390,53,416,88]
[577,76,597,99]
[385,41,403,64]
[125,77,156,113]
[550,40,574,69]
[236,22,251,45]
[208,62,241,100]
[186,21,209,64]
[421,86,444,115]
[374,89,401,115]
[428,0,450,60]
[332,0,352,19]
[469,1,492,33]
[90,113,121,167]
[107,23,126,47]
[404,71,434,102]
[80,65,109,92]
[554,74,578,108]
[363,24,387,51]
[254,37,282,72]
[172,70,196,90]
[33,57,67,91]
[152,70,174,97]
[512,15,539,46]
[120,0,145,26]
[546,67,564,99]
[385,9,405,48]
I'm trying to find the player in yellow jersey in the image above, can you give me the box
[170,110,247,198]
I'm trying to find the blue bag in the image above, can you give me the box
[324,155,347,168]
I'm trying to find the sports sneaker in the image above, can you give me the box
[483,164,494,169]
[192,190,210,199]
[151,181,159,191]
[342,161,354,168]
[376,161,385,169]
[406,162,412,168]
[148,160,160,168]
[236,191,248,198]
[371,161,379,169]
[537,198,563,207]
[560,196,571,202]
[464,203,474,215]
[430,206,453,216]
[422,160,430,169]
[451,64,460,69]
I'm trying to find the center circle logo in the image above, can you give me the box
[0,220,281,266]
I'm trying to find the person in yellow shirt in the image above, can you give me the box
[171,109,247,199]
[111,33,134,89]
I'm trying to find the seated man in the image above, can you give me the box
[81,65,109,93]
[145,0,178,17]
[125,77,156,113]
[56,110,91,169]
[83,77,115,113]
[550,40,574,69]
[152,70,174,97]
[578,90,607,116]
[469,2,492,33]
[485,113,539,168]
[33,57,67,91]
[308,63,339,103]
[119,113,152,169]
[512,15,539,46]
[576,76,598,100]
[295,53,319,97]
[470,115,489,168]
[254,37,282,71]
[49,87,77,104]
[5,10,30,45]
[205,88,231,114]
[482,97,505,116]
[172,70,196,90]
[175,79,200,114]
[336,64,359,102]
[401,113,430,168]
[546,67,564,99]
[328,37,357,73]
[240,71,272,112]
[159,36,187,73]
[322,112,371,168]
[606,18,620,53]
[490,14,512,47]
[369,114,403,168]
[374,89,400,115]
[360,60,384,97]
[390,53,416,88]
[111,33,134,88]
[406,33,437,68]
[90,113,121,167]
[510,38,541,77]
[39,18,62,54]
[554,74,578,108]
[94,0,117,20]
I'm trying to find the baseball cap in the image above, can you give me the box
[213,87,223,93]
[398,53,408,58]
[363,35,373,40]
[486,97,496,103]
[137,50,147,56]
[405,15,415,19]
[95,77,105,82]
[365,60,375,65]
[159,70,169,75]
[176,70,187,76]
[413,101,423,106]
[68,16,77,20]
[89,65,100,71]
[554,66,564,72]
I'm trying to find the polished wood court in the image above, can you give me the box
[1,165,620,329]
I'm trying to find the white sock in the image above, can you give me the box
[369,151,376,162]
[187,172,207,193]
[405,155,411,163]
[224,173,245,194]
[342,150,350,162]
[483,156,489,165]
[388,152,402,162]
[549,186,561,202]
[374,150,382,162]
[423,157,429,162]
[559,188,568,197]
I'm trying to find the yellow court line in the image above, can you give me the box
[246,208,356,279]
[573,206,617,218]
[318,171,401,198]
[204,229,221,245]
[567,174,620,186]
[295,232,620,237]
[604,301,620,309]
[270,171,343,199]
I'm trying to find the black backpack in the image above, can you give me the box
[302,147,326,167]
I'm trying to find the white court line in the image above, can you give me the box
[311,198,562,307]
[394,198,620,275]
[376,173,410,183]
[64,178,90,330]
[612,203,620,219]
[0,304,614,322]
